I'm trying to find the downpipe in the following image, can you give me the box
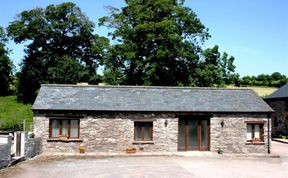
[267,114,271,154]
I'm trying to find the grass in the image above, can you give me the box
[0,96,33,131]
[227,86,278,97]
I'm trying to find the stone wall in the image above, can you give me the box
[0,136,12,169]
[266,99,288,137]
[34,112,270,154]
[25,137,42,158]
[210,114,270,153]
[34,113,178,153]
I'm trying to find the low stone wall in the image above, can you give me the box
[25,137,42,158]
[0,136,12,169]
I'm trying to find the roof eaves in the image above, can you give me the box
[32,108,274,113]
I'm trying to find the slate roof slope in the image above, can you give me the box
[266,83,288,100]
[32,84,273,113]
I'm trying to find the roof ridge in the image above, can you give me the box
[40,84,253,91]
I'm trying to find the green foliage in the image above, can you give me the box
[193,45,236,87]
[103,67,123,85]
[100,0,210,86]
[229,73,241,87]
[7,2,108,103]
[0,56,14,96]
[48,56,86,84]
[240,72,287,87]
[0,27,14,96]
[0,96,33,131]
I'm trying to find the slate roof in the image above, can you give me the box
[32,84,273,113]
[266,83,288,100]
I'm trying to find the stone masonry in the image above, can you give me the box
[210,114,270,153]
[34,112,270,154]
[266,99,288,137]
[34,113,178,153]
[24,137,42,158]
[0,136,12,169]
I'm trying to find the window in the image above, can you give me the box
[49,119,79,139]
[134,122,153,141]
[246,124,264,142]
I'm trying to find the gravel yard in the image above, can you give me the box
[1,141,287,178]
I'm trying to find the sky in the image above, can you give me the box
[0,0,287,77]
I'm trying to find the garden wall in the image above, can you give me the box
[25,137,42,158]
[0,136,12,169]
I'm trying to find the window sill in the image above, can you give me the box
[47,138,83,142]
[133,141,154,144]
[246,142,265,145]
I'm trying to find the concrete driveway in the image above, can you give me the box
[272,140,288,166]
[1,141,287,178]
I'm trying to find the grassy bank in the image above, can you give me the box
[0,96,33,131]
[227,86,278,97]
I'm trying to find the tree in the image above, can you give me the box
[0,27,13,96]
[271,72,283,81]
[230,73,241,87]
[279,77,288,87]
[256,74,271,86]
[241,76,252,86]
[48,56,86,84]
[8,2,108,102]
[271,72,287,87]
[240,73,287,87]
[193,45,236,87]
[99,0,210,86]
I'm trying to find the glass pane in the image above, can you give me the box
[144,127,151,141]
[136,127,142,141]
[62,120,68,136]
[254,125,260,139]
[201,120,208,147]
[178,119,185,149]
[70,120,79,138]
[52,120,59,137]
[247,125,252,141]
[188,120,198,148]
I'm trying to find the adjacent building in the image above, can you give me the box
[32,84,273,154]
[265,83,288,137]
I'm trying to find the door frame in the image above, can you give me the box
[178,116,210,151]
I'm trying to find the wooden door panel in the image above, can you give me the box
[178,118,210,151]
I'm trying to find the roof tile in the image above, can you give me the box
[32,84,273,113]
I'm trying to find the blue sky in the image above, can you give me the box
[0,0,287,77]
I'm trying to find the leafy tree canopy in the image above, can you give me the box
[0,26,13,96]
[99,0,210,86]
[240,72,287,87]
[193,45,236,87]
[7,2,109,102]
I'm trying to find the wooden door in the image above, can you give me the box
[178,118,210,151]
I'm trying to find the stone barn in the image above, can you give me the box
[32,84,273,154]
[265,83,288,137]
